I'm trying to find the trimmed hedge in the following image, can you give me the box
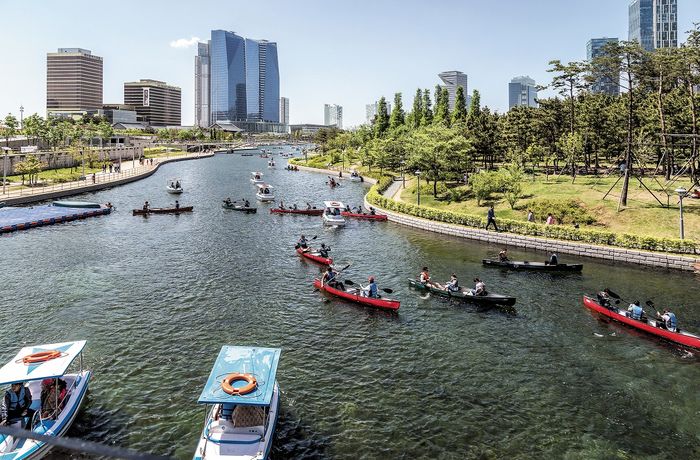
[366,178,697,255]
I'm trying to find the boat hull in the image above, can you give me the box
[296,248,333,266]
[256,194,275,202]
[166,188,184,194]
[340,212,387,221]
[133,206,193,215]
[483,259,582,272]
[271,209,323,216]
[322,215,345,226]
[313,279,400,310]
[408,279,516,307]
[222,204,257,213]
[583,296,700,349]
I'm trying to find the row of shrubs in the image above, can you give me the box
[368,176,697,255]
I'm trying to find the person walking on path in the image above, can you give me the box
[527,210,534,222]
[486,205,499,231]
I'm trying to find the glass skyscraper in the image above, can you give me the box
[629,0,677,50]
[587,38,620,96]
[196,30,280,129]
[508,76,538,109]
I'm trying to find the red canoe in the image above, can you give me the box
[271,208,323,216]
[297,247,333,266]
[340,211,388,221]
[583,296,700,349]
[313,278,400,311]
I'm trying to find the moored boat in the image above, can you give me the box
[322,201,346,226]
[0,341,91,459]
[340,211,388,221]
[52,200,101,209]
[193,346,281,460]
[296,247,333,266]
[483,259,583,272]
[132,206,193,215]
[313,278,400,310]
[408,279,516,307]
[271,208,323,216]
[255,184,275,202]
[582,296,700,349]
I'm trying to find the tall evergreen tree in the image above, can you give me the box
[422,89,433,125]
[390,92,405,129]
[411,88,423,128]
[467,89,481,130]
[374,96,390,137]
[452,86,467,124]
[433,85,450,126]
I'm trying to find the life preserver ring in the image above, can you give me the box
[22,350,61,364]
[221,373,257,395]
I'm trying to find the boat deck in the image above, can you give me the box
[0,204,111,234]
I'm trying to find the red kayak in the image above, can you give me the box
[313,278,400,311]
[341,211,388,221]
[583,296,700,349]
[297,247,333,266]
[271,208,323,216]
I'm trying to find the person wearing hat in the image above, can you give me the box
[656,308,678,332]
[361,276,378,298]
[1,381,34,428]
[627,301,645,321]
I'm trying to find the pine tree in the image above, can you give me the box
[411,88,423,128]
[467,89,481,129]
[452,86,467,124]
[422,89,433,125]
[374,96,390,137]
[434,85,449,126]
[390,92,405,129]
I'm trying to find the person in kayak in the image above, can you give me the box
[322,266,345,290]
[143,201,150,211]
[292,203,298,210]
[279,201,286,209]
[344,204,352,212]
[597,288,613,308]
[223,198,233,206]
[306,202,313,210]
[498,249,509,262]
[175,200,180,210]
[1,381,34,428]
[445,274,460,293]
[470,278,487,296]
[244,199,250,207]
[361,276,379,298]
[546,252,558,265]
[369,207,376,215]
[318,243,330,258]
[419,267,437,287]
[297,235,309,250]
[656,308,678,332]
[627,301,645,321]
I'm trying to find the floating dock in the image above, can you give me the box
[0,203,111,234]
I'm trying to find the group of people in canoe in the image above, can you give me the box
[499,248,559,266]
[285,165,299,171]
[296,235,331,258]
[419,267,487,296]
[596,288,680,332]
[223,197,251,207]
[321,266,378,298]
[327,177,339,188]
[279,201,315,210]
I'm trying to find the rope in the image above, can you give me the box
[0,425,172,460]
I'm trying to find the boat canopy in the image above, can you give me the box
[197,346,281,406]
[324,201,344,209]
[0,341,86,386]
[256,183,274,189]
[251,172,263,176]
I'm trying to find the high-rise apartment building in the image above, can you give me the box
[197,30,281,132]
[587,38,620,96]
[46,48,103,116]
[279,97,289,125]
[124,79,181,126]
[324,104,343,129]
[629,0,677,50]
[195,42,211,128]
[365,101,392,124]
[508,76,538,109]
[438,71,468,111]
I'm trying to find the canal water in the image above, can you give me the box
[1,152,699,459]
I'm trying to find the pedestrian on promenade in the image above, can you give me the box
[546,213,555,225]
[109,164,113,173]
[527,210,534,222]
[102,164,106,173]
[486,205,499,231]
[92,173,96,184]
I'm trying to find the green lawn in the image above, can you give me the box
[397,174,699,241]
[143,147,187,158]
[4,165,103,185]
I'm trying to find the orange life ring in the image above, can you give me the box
[22,350,61,364]
[221,373,257,395]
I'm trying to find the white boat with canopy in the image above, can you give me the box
[0,341,90,459]
[250,172,264,185]
[267,159,275,168]
[193,346,281,460]
[349,170,363,182]
[166,178,184,194]
[255,184,275,202]
[323,201,346,226]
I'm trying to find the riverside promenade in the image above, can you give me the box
[1,151,214,206]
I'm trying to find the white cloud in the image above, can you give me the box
[169,36,201,49]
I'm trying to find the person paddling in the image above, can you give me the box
[546,252,558,266]
[361,276,379,298]
[597,288,613,308]
[297,235,309,251]
[322,266,344,290]
[656,308,678,332]
[419,266,436,287]
[627,301,645,321]
[318,243,330,258]
[498,249,509,262]
[143,201,150,212]
[468,278,487,296]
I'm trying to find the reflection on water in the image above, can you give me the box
[1,151,698,459]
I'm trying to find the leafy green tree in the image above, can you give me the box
[501,165,524,209]
[374,96,390,137]
[557,131,584,182]
[452,86,467,125]
[3,114,18,148]
[14,155,45,185]
[409,124,469,196]
[470,171,500,206]
[390,92,405,129]
[422,89,433,125]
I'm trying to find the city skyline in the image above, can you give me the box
[2,0,700,128]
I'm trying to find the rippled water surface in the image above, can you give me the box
[1,152,699,459]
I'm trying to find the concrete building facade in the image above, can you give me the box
[438,71,468,111]
[124,79,181,127]
[508,76,538,108]
[324,104,343,129]
[279,97,289,125]
[46,48,103,116]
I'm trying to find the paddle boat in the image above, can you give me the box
[250,172,264,185]
[166,179,184,194]
[0,341,91,459]
[193,346,281,460]
[349,170,363,182]
[267,159,275,168]
[322,201,346,226]
[255,184,275,202]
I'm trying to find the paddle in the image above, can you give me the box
[344,279,394,294]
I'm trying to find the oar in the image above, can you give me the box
[344,279,394,294]
[605,288,623,305]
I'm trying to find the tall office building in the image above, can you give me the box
[279,97,289,125]
[324,104,343,129]
[201,30,281,131]
[629,0,677,50]
[195,42,211,128]
[46,48,103,116]
[508,76,538,109]
[438,71,468,111]
[124,79,181,126]
[587,38,620,96]
[365,101,391,124]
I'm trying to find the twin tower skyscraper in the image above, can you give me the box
[195,30,281,131]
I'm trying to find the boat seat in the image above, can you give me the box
[232,405,265,428]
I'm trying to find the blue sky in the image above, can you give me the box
[1,0,700,127]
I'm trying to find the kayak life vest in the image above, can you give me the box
[324,271,336,282]
[420,272,430,283]
[630,305,643,320]
[666,312,677,331]
[6,387,27,417]
[368,283,378,297]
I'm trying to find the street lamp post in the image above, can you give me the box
[415,170,421,206]
[2,147,10,195]
[676,187,687,240]
[19,105,24,130]
[400,160,406,188]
